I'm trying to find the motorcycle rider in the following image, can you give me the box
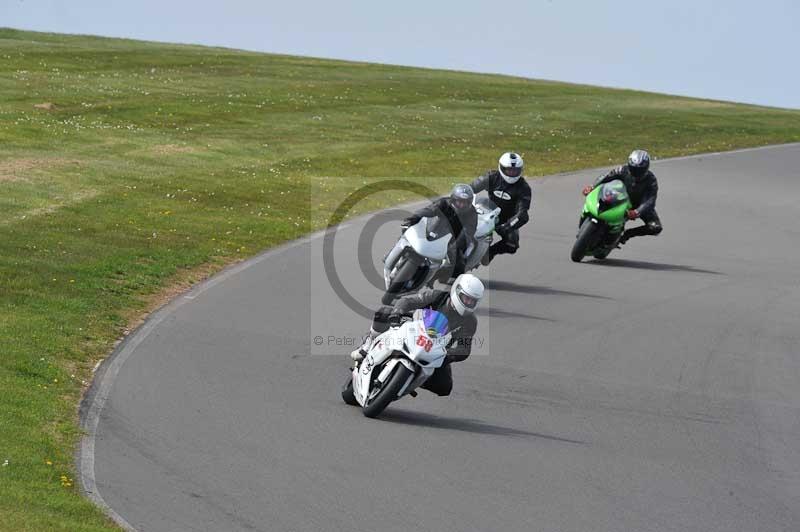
[402,183,477,278]
[581,149,662,244]
[470,152,532,265]
[350,273,484,397]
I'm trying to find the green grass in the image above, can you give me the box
[0,27,799,530]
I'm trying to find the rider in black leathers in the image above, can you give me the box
[470,152,532,264]
[402,184,477,278]
[583,149,662,244]
[351,274,483,396]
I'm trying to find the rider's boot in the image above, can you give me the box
[619,223,653,246]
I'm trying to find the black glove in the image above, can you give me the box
[496,222,511,237]
[388,312,410,327]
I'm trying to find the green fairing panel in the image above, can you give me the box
[583,187,601,217]
[597,202,629,228]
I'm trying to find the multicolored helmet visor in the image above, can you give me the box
[422,308,449,339]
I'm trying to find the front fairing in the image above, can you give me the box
[582,186,602,218]
[402,319,448,368]
[582,180,632,229]
[404,217,452,261]
[474,197,501,239]
[597,202,629,227]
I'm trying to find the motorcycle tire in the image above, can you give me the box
[382,256,420,305]
[362,363,413,418]
[341,375,358,406]
[571,219,599,263]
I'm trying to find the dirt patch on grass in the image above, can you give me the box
[151,144,201,155]
[0,158,81,182]
[34,102,57,111]
[16,189,100,220]
[0,188,100,226]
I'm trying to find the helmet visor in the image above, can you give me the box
[501,165,522,178]
[456,287,478,310]
[629,164,648,178]
[452,197,471,211]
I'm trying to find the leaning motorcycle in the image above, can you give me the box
[571,179,632,262]
[341,309,451,418]
[425,196,502,286]
[382,216,452,305]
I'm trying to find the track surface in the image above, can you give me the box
[84,145,800,531]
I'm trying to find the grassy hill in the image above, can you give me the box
[1,27,799,530]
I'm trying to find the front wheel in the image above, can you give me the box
[362,363,413,418]
[382,256,421,305]
[571,219,600,262]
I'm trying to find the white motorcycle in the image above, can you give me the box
[341,309,451,418]
[382,198,501,305]
[382,215,453,305]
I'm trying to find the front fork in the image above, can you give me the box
[578,216,622,248]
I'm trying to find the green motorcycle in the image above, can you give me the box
[571,179,632,262]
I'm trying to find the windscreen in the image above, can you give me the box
[474,196,498,213]
[426,215,452,239]
[421,308,449,339]
[599,180,629,207]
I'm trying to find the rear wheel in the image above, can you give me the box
[571,219,600,262]
[341,375,358,406]
[362,363,413,418]
[382,256,421,305]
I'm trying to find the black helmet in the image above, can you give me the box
[627,149,650,179]
[449,183,474,212]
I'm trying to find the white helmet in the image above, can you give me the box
[449,273,485,316]
[498,152,524,184]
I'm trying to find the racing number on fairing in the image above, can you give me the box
[416,335,433,352]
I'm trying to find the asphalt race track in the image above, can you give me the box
[81,144,800,532]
